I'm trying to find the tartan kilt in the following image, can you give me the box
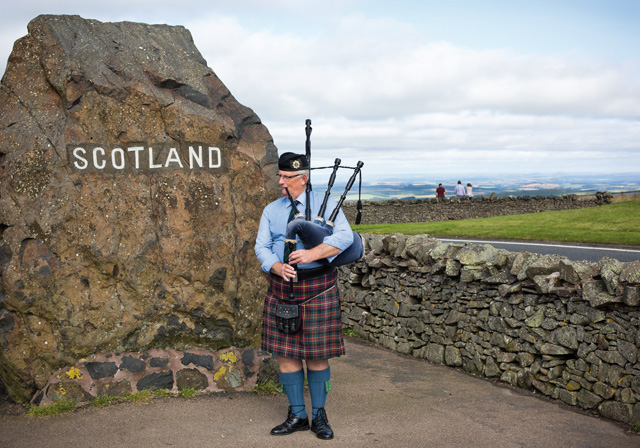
[261,270,345,360]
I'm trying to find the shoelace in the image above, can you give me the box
[313,410,330,428]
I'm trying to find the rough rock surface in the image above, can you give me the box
[0,15,279,402]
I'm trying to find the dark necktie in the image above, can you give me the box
[283,201,299,262]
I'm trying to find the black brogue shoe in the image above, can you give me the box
[311,408,334,440]
[270,406,310,436]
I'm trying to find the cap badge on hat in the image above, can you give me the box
[292,160,301,169]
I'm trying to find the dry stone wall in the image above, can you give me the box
[343,192,613,224]
[338,233,640,425]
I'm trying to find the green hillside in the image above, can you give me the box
[353,200,640,246]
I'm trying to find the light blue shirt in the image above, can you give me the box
[255,190,354,273]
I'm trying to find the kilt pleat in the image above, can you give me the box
[261,270,345,360]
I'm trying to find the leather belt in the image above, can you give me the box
[296,265,335,281]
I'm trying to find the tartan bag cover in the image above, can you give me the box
[261,270,345,360]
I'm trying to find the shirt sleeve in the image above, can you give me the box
[321,196,354,262]
[255,206,280,273]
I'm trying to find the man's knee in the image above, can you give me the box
[306,359,329,371]
[277,356,304,372]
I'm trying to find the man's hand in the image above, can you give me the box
[288,244,340,266]
[271,261,297,281]
[272,244,340,280]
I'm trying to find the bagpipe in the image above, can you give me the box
[283,119,365,270]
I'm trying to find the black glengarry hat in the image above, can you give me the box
[278,152,309,171]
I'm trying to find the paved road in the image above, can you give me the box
[440,238,640,262]
[1,339,637,448]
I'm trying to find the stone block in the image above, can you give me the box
[623,286,640,307]
[593,381,616,399]
[256,358,280,388]
[120,355,146,372]
[559,259,598,284]
[383,234,408,258]
[445,260,460,276]
[84,362,118,380]
[488,316,505,332]
[619,260,640,283]
[598,258,623,294]
[631,403,640,426]
[242,348,256,367]
[176,368,209,391]
[460,266,483,282]
[484,357,501,377]
[538,343,574,355]
[455,244,506,266]
[516,352,535,367]
[47,382,92,403]
[620,388,635,404]
[424,343,445,364]
[554,326,578,350]
[595,350,627,367]
[150,357,170,368]
[137,371,174,391]
[500,370,518,387]
[598,401,632,424]
[444,346,463,367]
[582,280,621,308]
[618,340,638,364]
[577,389,602,409]
[524,308,545,328]
[524,255,566,279]
[181,353,214,370]
[403,235,438,260]
[97,380,132,398]
[485,272,517,285]
[558,389,577,406]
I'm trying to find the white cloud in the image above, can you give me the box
[1,2,639,179]
[180,10,640,178]
[198,17,640,119]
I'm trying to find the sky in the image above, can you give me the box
[1,1,639,183]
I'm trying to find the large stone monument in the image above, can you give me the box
[0,15,279,402]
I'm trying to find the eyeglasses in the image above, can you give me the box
[275,173,303,181]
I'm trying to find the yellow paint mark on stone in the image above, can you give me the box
[65,367,84,380]
[220,352,238,363]
[57,366,84,380]
[214,366,227,381]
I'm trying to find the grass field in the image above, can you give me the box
[353,200,640,246]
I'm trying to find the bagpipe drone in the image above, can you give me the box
[284,119,364,270]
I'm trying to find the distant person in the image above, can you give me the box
[454,180,465,198]
[466,183,473,199]
[436,183,446,198]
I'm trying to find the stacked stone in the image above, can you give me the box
[338,233,640,425]
[342,193,611,225]
[31,347,278,406]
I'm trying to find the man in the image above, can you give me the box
[255,152,354,440]
[436,183,446,198]
[454,180,466,198]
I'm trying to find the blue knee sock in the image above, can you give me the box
[307,367,331,419]
[279,369,307,418]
